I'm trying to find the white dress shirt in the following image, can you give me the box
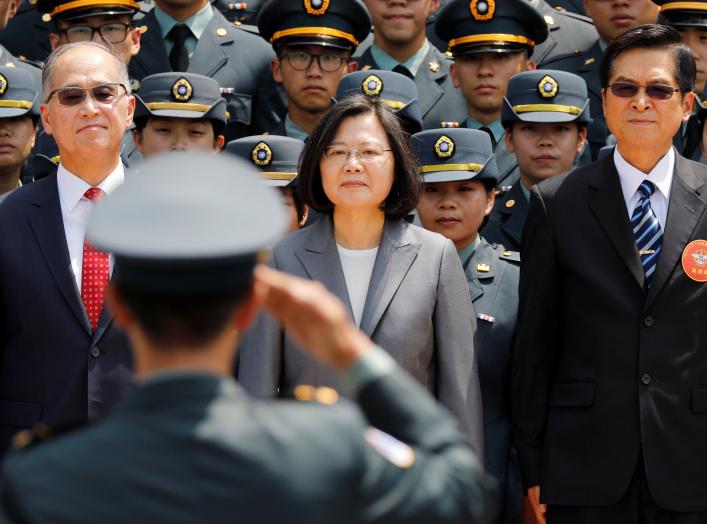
[614,146,674,231]
[57,163,125,291]
[336,244,378,327]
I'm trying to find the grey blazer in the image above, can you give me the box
[238,216,483,455]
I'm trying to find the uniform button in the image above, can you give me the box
[641,373,652,385]
[643,316,654,327]
[90,346,100,358]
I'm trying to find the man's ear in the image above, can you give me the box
[129,25,142,58]
[8,0,21,19]
[214,134,225,152]
[40,104,53,136]
[132,129,143,154]
[49,32,62,51]
[271,57,283,84]
[125,95,136,128]
[450,62,460,88]
[577,126,588,153]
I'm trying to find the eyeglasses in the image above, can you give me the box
[607,82,680,101]
[280,51,347,73]
[46,83,128,106]
[59,22,132,44]
[323,145,392,164]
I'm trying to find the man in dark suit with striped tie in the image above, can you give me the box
[512,24,707,523]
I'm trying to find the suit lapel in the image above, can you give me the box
[27,174,92,335]
[359,220,420,337]
[587,156,645,289]
[132,12,170,77]
[188,10,230,78]
[294,216,354,320]
[647,155,707,305]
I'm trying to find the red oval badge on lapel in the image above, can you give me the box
[682,240,707,282]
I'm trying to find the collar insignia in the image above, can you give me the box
[434,135,455,159]
[172,78,193,102]
[428,60,440,73]
[252,141,273,167]
[362,74,383,97]
[470,0,495,21]
[538,75,558,99]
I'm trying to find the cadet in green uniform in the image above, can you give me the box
[482,69,590,251]
[256,0,370,141]
[335,69,424,135]
[435,0,549,190]
[414,128,521,524]
[0,0,52,63]
[0,152,495,524]
[0,66,40,196]
[132,72,226,158]
[356,0,469,130]
[225,135,308,232]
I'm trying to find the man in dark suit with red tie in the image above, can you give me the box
[0,41,135,455]
[513,25,707,523]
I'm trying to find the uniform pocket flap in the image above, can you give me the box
[0,399,43,427]
[548,382,596,407]
[691,387,707,414]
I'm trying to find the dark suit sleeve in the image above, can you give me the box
[511,186,561,490]
[356,368,495,524]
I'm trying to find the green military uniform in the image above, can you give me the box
[532,1,598,66]
[0,153,495,523]
[0,0,51,63]
[411,128,521,523]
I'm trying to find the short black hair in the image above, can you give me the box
[113,281,251,349]
[132,116,223,138]
[599,24,696,94]
[299,94,422,220]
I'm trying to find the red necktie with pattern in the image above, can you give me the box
[81,188,109,332]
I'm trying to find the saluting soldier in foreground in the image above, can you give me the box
[1,153,495,524]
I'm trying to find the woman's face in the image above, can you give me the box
[319,112,395,213]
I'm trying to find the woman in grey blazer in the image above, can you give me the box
[238,95,483,454]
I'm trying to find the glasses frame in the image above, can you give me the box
[59,22,132,44]
[607,81,681,101]
[45,82,129,106]
[280,50,348,73]
[322,146,393,164]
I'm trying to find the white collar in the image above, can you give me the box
[57,162,125,212]
[614,146,674,203]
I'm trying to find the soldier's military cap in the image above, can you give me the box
[501,69,590,128]
[654,0,707,27]
[0,66,40,119]
[37,0,140,21]
[435,0,548,57]
[335,70,423,134]
[86,153,286,293]
[257,0,371,51]
[225,135,305,187]
[411,128,498,184]
[134,73,227,133]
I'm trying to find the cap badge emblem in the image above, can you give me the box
[172,78,193,102]
[0,74,8,97]
[252,141,273,167]
[538,75,558,99]
[434,135,455,159]
[361,75,383,97]
[470,0,495,21]
[304,0,329,16]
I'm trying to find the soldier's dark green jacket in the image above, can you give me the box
[482,181,529,252]
[533,2,598,67]
[0,363,494,523]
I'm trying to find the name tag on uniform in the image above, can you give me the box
[477,313,495,323]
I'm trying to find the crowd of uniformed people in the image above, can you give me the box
[0,0,705,522]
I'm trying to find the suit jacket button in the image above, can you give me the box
[641,373,652,385]
[90,347,100,358]
[643,316,654,327]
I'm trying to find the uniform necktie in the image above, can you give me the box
[81,188,110,331]
[392,64,413,80]
[168,23,191,72]
[631,181,663,288]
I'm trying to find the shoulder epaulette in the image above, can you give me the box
[541,49,584,66]
[233,22,260,36]
[497,247,521,263]
[17,57,42,70]
[555,8,594,24]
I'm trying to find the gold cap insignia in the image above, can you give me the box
[252,141,273,167]
[304,0,329,16]
[172,78,193,102]
[428,60,440,73]
[361,74,383,97]
[216,27,227,37]
[470,0,495,21]
[0,74,8,97]
[506,199,515,208]
[538,75,558,99]
[434,135,455,159]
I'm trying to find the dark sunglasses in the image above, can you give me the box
[46,83,128,106]
[608,81,680,101]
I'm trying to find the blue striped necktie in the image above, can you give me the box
[631,181,663,287]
